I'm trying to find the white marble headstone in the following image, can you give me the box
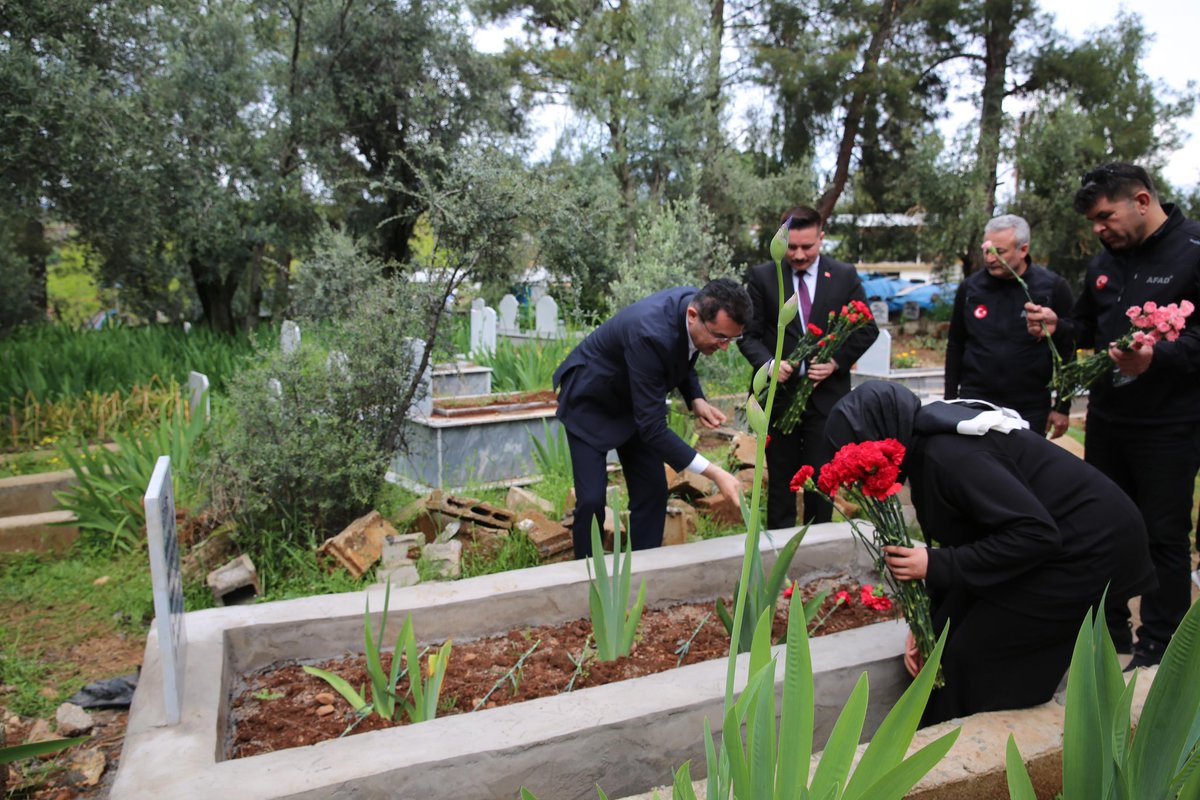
[187,371,210,422]
[407,338,433,417]
[902,301,920,321]
[535,295,558,337]
[469,307,484,354]
[481,307,497,355]
[281,320,301,354]
[498,294,519,332]
[144,456,186,726]
[326,350,350,380]
[856,328,891,375]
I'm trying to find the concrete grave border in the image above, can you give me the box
[113,524,909,800]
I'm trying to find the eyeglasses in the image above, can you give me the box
[702,318,743,343]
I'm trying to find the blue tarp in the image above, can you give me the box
[887,282,957,314]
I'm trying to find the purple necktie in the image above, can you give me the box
[796,271,812,327]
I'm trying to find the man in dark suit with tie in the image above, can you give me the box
[738,206,879,529]
[553,278,750,558]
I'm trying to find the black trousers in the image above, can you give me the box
[922,589,1078,727]
[566,430,667,558]
[766,407,833,529]
[1085,416,1200,648]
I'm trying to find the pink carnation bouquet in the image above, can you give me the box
[1054,299,1194,403]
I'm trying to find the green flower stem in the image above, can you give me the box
[986,245,1069,404]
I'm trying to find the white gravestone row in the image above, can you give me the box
[144,456,187,726]
[868,300,889,325]
[498,294,519,333]
[535,295,558,337]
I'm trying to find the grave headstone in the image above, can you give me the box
[281,320,301,354]
[869,301,889,325]
[535,295,558,337]
[326,350,349,379]
[407,338,433,417]
[469,306,484,354]
[481,307,497,355]
[266,377,282,400]
[187,371,210,422]
[471,297,486,314]
[856,327,891,375]
[498,294,519,332]
[902,301,921,322]
[144,456,186,725]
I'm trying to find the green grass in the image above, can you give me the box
[0,549,156,717]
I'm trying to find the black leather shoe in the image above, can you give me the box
[1123,639,1166,671]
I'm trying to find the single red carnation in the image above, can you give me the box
[790,465,814,493]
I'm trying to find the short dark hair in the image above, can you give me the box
[780,205,823,231]
[1074,162,1157,213]
[691,278,752,326]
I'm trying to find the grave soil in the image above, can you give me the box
[228,575,899,759]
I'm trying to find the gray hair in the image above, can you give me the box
[984,214,1030,248]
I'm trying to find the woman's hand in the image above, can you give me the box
[903,630,924,678]
[882,545,928,580]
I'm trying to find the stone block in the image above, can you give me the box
[735,468,766,493]
[379,563,420,588]
[695,494,742,526]
[521,513,573,558]
[380,532,423,570]
[504,486,555,515]
[206,554,261,606]
[731,432,758,468]
[428,493,517,532]
[663,500,697,546]
[55,702,94,736]
[181,522,237,583]
[421,540,462,580]
[316,510,396,577]
[667,470,715,500]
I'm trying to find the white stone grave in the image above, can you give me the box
[498,294,519,332]
[535,295,558,337]
[280,320,301,354]
[481,307,497,355]
[469,306,484,354]
[144,456,186,725]
[857,327,892,375]
[187,371,210,422]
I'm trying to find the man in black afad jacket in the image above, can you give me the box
[945,213,1074,437]
[1026,163,1200,669]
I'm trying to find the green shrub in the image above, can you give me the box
[211,275,437,539]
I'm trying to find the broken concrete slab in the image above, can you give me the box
[316,510,396,577]
[668,471,715,500]
[381,532,423,569]
[694,494,741,526]
[731,432,758,468]
[421,540,462,580]
[181,523,237,583]
[504,487,555,515]
[663,500,697,546]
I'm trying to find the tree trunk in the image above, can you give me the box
[17,216,50,320]
[191,258,241,333]
[816,0,906,223]
[971,0,1017,270]
[244,243,264,332]
[272,250,292,322]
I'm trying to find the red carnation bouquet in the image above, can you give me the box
[774,300,874,434]
[792,438,941,686]
[1053,299,1195,403]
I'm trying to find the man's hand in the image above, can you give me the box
[704,464,742,509]
[1110,341,1153,376]
[775,359,796,383]
[1046,410,1069,439]
[1024,302,1058,338]
[807,358,839,384]
[882,544,928,580]
[691,398,727,429]
[903,630,924,678]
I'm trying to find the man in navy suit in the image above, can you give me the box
[553,278,750,558]
[738,206,879,529]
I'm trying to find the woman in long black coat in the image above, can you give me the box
[825,381,1156,725]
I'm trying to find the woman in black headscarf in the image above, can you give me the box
[825,381,1155,725]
